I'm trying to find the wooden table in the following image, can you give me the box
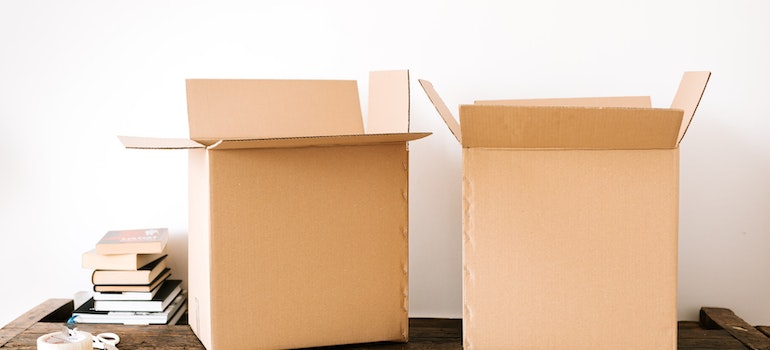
[0,299,461,349]
[3,299,768,349]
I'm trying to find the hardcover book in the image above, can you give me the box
[94,280,182,312]
[82,249,167,271]
[93,282,163,301]
[95,228,169,255]
[91,256,168,285]
[93,268,171,292]
[74,293,187,325]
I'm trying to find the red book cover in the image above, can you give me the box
[95,228,169,255]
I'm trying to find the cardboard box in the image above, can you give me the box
[120,70,430,349]
[419,72,710,350]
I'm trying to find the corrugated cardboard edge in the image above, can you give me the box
[672,71,711,144]
[368,70,410,133]
[187,149,212,350]
[417,79,461,144]
[475,96,652,108]
[401,146,410,343]
[117,133,430,151]
[208,133,430,150]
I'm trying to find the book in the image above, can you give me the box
[73,293,187,325]
[167,299,187,325]
[91,256,168,285]
[94,280,182,312]
[82,249,167,270]
[93,268,171,292]
[95,228,169,255]
[93,281,164,301]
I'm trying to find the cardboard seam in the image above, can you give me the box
[462,171,474,322]
[207,137,427,151]
[462,153,475,350]
[406,70,411,132]
[673,71,711,144]
[205,133,420,144]
[401,152,410,341]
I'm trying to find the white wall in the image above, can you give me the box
[1,0,769,327]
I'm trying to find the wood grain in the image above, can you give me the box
[1,323,204,350]
[701,307,770,350]
[0,299,72,347]
[9,299,770,349]
[679,321,748,350]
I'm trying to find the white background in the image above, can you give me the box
[2,0,770,328]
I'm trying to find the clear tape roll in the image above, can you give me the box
[37,331,93,350]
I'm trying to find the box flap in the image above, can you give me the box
[367,70,410,133]
[207,132,431,150]
[475,96,652,108]
[186,79,364,140]
[671,71,711,144]
[118,135,204,149]
[460,105,683,149]
[418,79,462,144]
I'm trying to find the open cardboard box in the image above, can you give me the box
[120,70,430,349]
[420,72,710,350]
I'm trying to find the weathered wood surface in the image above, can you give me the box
[701,307,770,350]
[316,318,462,349]
[757,326,770,338]
[2,323,205,350]
[9,299,770,349]
[678,321,748,349]
[2,319,461,350]
[0,299,461,349]
[0,298,204,350]
[0,299,72,347]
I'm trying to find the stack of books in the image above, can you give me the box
[74,228,187,325]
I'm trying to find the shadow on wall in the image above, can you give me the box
[406,91,464,318]
[166,230,190,292]
[678,106,770,324]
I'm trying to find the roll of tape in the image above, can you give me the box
[37,331,93,350]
